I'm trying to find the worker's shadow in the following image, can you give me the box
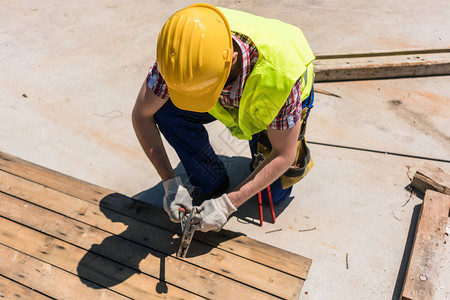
[76,192,181,293]
[77,158,259,294]
[391,186,425,300]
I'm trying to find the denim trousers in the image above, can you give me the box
[154,101,294,204]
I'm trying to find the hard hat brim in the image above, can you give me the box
[168,84,223,113]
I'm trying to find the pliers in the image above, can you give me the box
[257,185,276,226]
[177,207,198,258]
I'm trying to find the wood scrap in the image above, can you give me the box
[411,166,450,195]
[298,227,317,232]
[314,88,341,98]
[265,228,282,234]
[401,190,450,300]
[345,253,349,269]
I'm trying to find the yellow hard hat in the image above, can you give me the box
[157,3,233,112]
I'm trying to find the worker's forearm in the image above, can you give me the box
[227,152,293,208]
[132,114,176,181]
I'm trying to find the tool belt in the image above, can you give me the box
[253,106,314,190]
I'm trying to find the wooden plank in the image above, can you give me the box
[0,244,127,300]
[401,190,450,300]
[314,52,450,82]
[0,151,312,280]
[0,151,113,200]
[411,166,450,195]
[0,216,201,300]
[315,48,450,59]
[0,275,51,300]
[100,193,311,281]
[0,192,274,300]
[0,170,304,299]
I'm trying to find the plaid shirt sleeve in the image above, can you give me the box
[146,61,170,100]
[268,77,303,130]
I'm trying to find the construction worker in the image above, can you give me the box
[133,3,315,232]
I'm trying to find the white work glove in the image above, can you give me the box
[163,176,192,223]
[194,194,237,232]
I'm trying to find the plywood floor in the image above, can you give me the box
[0,151,311,299]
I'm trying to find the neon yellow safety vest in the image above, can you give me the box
[208,7,315,140]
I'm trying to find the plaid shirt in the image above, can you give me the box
[147,32,302,130]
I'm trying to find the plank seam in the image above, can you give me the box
[0,273,55,300]
[0,215,210,299]
[0,152,109,196]
[180,238,310,281]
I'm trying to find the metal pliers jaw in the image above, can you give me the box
[176,207,198,258]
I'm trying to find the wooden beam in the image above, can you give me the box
[401,190,450,300]
[314,51,450,82]
[411,166,450,195]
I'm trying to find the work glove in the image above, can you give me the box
[194,194,237,232]
[163,176,192,223]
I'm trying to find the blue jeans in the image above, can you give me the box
[154,100,293,204]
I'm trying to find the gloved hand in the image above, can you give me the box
[163,176,192,223]
[194,194,237,232]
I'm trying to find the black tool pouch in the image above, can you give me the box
[253,107,314,190]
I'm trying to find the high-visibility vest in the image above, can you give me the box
[208,7,315,140]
